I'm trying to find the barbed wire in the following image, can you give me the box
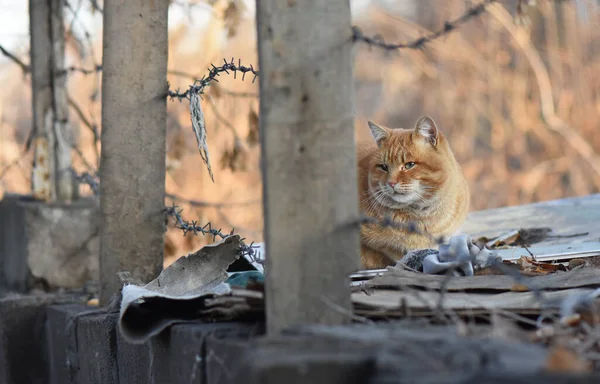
[167,69,258,98]
[352,0,496,51]
[164,204,260,259]
[358,214,445,246]
[58,64,103,76]
[167,57,259,101]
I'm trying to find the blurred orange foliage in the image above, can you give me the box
[1,0,599,266]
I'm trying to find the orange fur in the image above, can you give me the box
[357,116,470,269]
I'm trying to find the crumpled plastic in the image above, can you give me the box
[118,235,242,343]
[399,234,502,276]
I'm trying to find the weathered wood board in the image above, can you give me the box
[365,268,600,292]
[463,194,600,248]
[351,288,596,313]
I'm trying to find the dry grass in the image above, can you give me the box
[0,0,599,265]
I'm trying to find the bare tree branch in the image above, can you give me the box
[0,44,30,73]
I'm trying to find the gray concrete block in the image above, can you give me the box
[75,312,119,384]
[169,322,264,384]
[0,194,100,292]
[0,293,77,384]
[148,332,172,384]
[116,328,152,384]
[45,304,89,384]
[0,195,31,292]
[205,334,372,384]
[115,321,263,384]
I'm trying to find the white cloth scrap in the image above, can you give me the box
[400,234,502,276]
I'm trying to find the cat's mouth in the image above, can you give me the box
[381,180,432,204]
[386,184,413,195]
[379,184,418,203]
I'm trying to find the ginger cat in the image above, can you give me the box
[357,116,470,269]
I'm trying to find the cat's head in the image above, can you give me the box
[366,116,454,208]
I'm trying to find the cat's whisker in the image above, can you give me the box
[362,188,388,216]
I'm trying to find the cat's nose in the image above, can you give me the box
[388,181,396,188]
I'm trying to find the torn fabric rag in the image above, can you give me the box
[398,234,501,276]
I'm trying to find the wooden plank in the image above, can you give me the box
[49,0,73,202]
[366,268,600,292]
[462,194,600,247]
[29,0,73,202]
[256,0,360,333]
[99,0,168,305]
[496,241,600,261]
[29,0,53,202]
[352,288,596,312]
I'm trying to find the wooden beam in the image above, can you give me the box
[29,0,73,202]
[256,0,360,332]
[99,0,168,305]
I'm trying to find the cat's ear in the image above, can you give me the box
[414,116,438,146]
[368,121,389,147]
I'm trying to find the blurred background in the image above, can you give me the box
[0,0,599,265]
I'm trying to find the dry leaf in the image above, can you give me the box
[510,283,529,292]
[568,259,587,269]
[544,345,591,373]
[247,108,259,146]
[487,229,520,248]
[513,256,567,276]
[87,298,99,306]
[473,266,505,275]
[220,138,248,172]
[222,0,245,38]
[486,227,552,248]
[559,314,581,327]
[513,227,552,246]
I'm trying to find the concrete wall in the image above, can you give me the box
[2,292,600,384]
[0,194,100,292]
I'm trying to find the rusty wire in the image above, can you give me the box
[167,57,259,101]
[352,0,496,51]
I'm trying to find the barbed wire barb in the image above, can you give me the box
[167,57,259,100]
[164,204,260,259]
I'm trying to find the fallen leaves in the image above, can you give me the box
[475,255,568,278]
[512,255,567,276]
[473,226,586,277]
[476,227,588,249]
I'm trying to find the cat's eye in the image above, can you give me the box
[404,162,416,170]
[377,164,389,172]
